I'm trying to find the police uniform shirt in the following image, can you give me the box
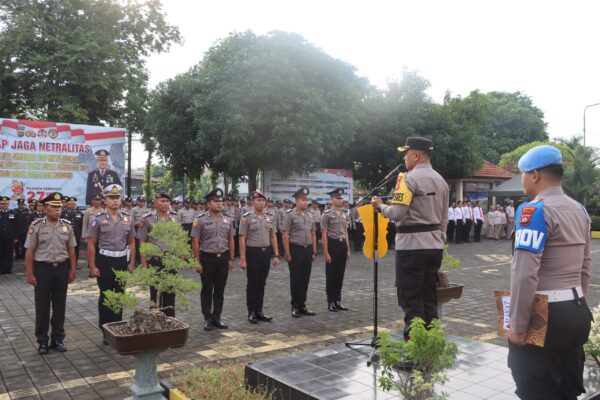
[177,207,196,224]
[24,218,77,262]
[82,205,104,238]
[510,186,591,333]
[136,211,178,252]
[131,205,147,226]
[190,212,235,253]
[311,207,322,224]
[239,212,275,247]
[86,168,122,204]
[378,162,449,250]
[320,209,349,240]
[87,211,135,251]
[282,208,315,246]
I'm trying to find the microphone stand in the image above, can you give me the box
[345,165,403,366]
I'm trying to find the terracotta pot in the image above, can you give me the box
[436,284,464,304]
[102,318,190,356]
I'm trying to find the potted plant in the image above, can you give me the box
[378,318,458,400]
[437,244,463,308]
[101,221,201,399]
[585,304,600,367]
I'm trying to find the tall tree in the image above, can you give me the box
[0,0,180,127]
[146,31,370,191]
[444,91,548,164]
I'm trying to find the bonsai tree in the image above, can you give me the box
[102,221,201,334]
[585,304,600,367]
[378,318,458,400]
[437,244,461,288]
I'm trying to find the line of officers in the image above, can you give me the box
[15,183,359,354]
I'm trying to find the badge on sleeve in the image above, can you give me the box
[514,201,546,253]
[391,172,413,206]
[89,219,97,228]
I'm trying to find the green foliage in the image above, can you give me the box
[174,364,271,400]
[441,244,461,272]
[499,141,572,172]
[561,145,600,206]
[143,144,155,201]
[0,0,180,127]
[584,305,600,367]
[145,31,370,190]
[378,319,458,400]
[591,216,600,231]
[444,91,548,164]
[103,221,200,313]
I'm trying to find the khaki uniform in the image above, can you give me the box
[131,205,147,227]
[136,211,178,252]
[508,186,592,398]
[191,212,235,321]
[82,205,103,238]
[321,208,350,305]
[25,218,76,345]
[378,162,448,339]
[87,211,135,329]
[282,208,316,309]
[239,211,277,314]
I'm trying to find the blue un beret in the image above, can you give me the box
[518,145,562,173]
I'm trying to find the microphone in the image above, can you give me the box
[382,164,406,183]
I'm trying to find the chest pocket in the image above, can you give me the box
[100,223,113,233]
[38,230,51,245]
[219,221,231,234]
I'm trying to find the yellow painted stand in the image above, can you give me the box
[591,231,600,239]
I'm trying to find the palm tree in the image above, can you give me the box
[562,145,600,206]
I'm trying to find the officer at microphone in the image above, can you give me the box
[371,137,448,340]
[508,145,592,399]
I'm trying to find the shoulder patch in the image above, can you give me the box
[514,201,546,253]
[391,172,413,206]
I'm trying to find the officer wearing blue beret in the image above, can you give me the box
[508,145,592,399]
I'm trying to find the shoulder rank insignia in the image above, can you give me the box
[142,212,153,218]
[243,212,251,217]
[95,212,103,216]
[286,209,293,213]
[323,209,331,213]
[197,212,206,218]
[60,218,72,224]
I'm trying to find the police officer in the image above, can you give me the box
[282,187,317,318]
[87,185,135,341]
[508,145,592,400]
[176,199,196,237]
[239,191,280,324]
[82,194,104,239]
[121,196,133,214]
[85,149,122,205]
[61,197,84,265]
[14,198,30,259]
[137,193,178,316]
[191,188,235,331]
[371,137,448,340]
[0,196,17,274]
[24,192,77,354]
[310,200,322,250]
[29,201,44,225]
[321,188,351,312]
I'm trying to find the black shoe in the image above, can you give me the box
[50,341,67,352]
[212,319,228,329]
[328,302,338,312]
[204,320,213,331]
[102,339,108,346]
[291,307,300,318]
[257,312,273,322]
[335,302,348,311]
[300,307,316,316]
[248,312,258,324]
[38,343,49,355]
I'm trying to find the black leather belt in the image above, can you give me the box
[201,251,229,258]
[290,243,311,248]
[396,224,440,234]
[36,260,67,267]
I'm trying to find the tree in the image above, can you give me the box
[444,91,548,164]
[146,31,370,191]
[0,0,180,128]
[562,145,600,206]
[499,141,572,172]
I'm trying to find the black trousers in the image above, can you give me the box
[234,232,240,257]
[314,223,321,251]
[34,261,69,344]
[463,218,472,242]
[473,219,483,242]
[246,247,271,314]
[15,234,26,259]
[508,297,593,400]
[353,222,364,251]
[96,254,127,329]
[0,238,14,274]
[395,249,443,340]
[134,225,141,264]
[289,244,313,308]
[446,221,455,242]
[182,223,192,245]
[455,220,464,244]
[149,257,176,317]
[199,251,229,321]
[325,238,348,303]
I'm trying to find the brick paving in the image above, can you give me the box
[0,239,599,399]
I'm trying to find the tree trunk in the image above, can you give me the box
[248,167,258,192]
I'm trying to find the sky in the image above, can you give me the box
[133,0,600,168]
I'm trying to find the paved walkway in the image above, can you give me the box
[0,239,599,399]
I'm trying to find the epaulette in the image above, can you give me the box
[169,210,177,215]
[60,218,72,225]
[323,209,331,213]
[95,211,104,217]
[121,210,130,215]
[243,212,251,217]
[307,210,313,214]
[286,209,293,213]
[30,219,42,226]
[222,212,231,218]
[197,212,206,218]
[142,212,153,218]
[342,209,348,213]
